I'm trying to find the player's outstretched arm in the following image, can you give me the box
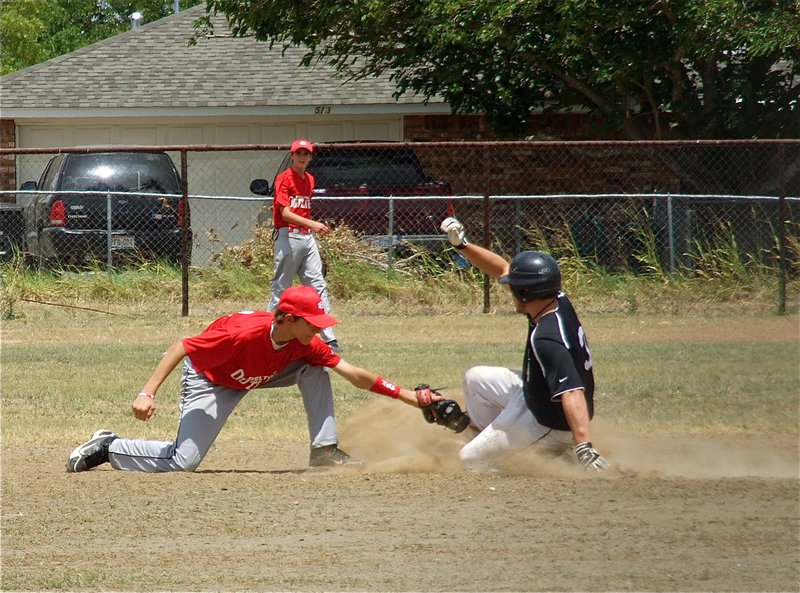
[331,359,442,408]
[440,217,509,279]
[132,340,187,421]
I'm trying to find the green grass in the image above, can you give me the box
[595,341,800,434]
[1,226,798,446]
[1,303,797,447]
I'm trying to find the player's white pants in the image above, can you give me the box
[268,228,336,343]
[108,359,337,472]
[459,365,572,470]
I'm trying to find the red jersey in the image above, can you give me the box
[182,310,340,390]
[273,167,315,229]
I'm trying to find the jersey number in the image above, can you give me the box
[578,326,593,371]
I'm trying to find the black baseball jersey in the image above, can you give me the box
[522,292,594,431]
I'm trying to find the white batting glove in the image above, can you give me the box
[575,442,609,472]
[440,217,468,249]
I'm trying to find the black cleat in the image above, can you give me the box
[66,429,118,472]
[309,444,363,468]
[325,339,343,353]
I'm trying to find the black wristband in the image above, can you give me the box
[454,240,468,250]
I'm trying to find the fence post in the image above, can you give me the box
[105,190,113,270]
[666,193,675,274]
[180,149,189,317]
[482,146,491,313]
[778,145,787,315]
[482,197,492,314]
[387,197,394,275]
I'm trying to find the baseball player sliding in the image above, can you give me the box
[66,285,443,473]
[431,217,609,472]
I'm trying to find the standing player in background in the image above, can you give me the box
[269,139,341,352]
[66,285,442,473]
[438,217,609,472]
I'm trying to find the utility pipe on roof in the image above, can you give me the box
[130,12,143,29]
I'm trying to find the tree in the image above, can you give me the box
[0,0,203,75]
[196,0,800,139]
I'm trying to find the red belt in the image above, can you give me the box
[287,227,312,234]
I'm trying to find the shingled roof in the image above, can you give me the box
[0,4,446,115]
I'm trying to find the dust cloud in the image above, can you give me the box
[339,399,799,479]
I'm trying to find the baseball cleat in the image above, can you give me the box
[66,429,118,472]
[309,444,363,468]
[325,339,343,353]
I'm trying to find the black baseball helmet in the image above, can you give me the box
[498,251,561,302]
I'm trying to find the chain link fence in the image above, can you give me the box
[2,141,797,313]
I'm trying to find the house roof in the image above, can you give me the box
[0,4,448,118]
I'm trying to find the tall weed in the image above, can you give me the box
[513,216,794,314]
[0,219,795,318]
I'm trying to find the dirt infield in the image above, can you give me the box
[3,409,798,592]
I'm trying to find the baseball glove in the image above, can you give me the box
[415,385,471,433]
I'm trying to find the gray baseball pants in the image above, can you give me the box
[268,227,336,344]
[108,358,338,472]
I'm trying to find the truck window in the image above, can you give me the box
[60,153,180,194]
[39,154,65,191]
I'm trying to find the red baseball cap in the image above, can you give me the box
[290,139,314,154]
[278,286,337,328]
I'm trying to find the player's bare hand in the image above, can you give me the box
[132,395,156,421]
[311,221,331,235]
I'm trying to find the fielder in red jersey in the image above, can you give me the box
[66,286,441,473]
[269,139,341,351]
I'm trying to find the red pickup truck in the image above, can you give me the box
[251,143,454,239]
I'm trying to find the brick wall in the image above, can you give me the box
[411,142,679,197]
[403,113,620,142]
[405,114,675,196]
[0,119,16,198]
